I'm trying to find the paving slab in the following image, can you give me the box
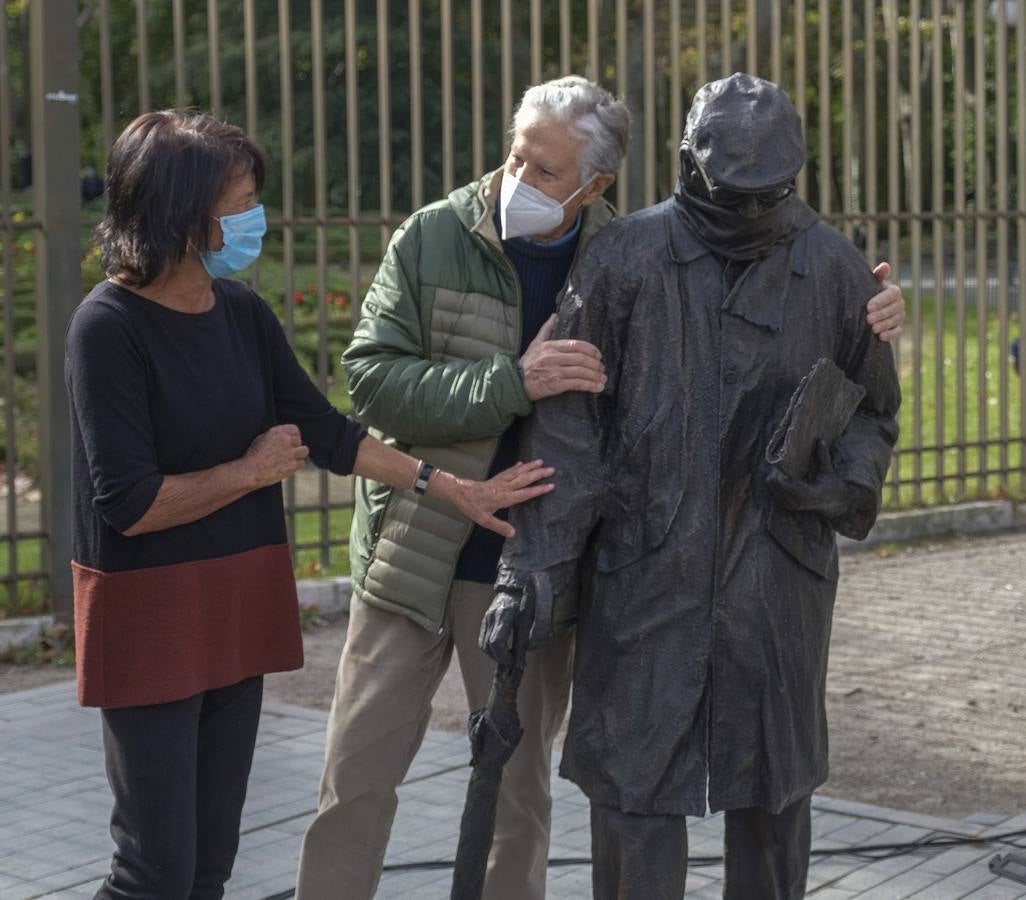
[0,682,1024,899]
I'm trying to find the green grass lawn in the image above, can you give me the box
[291,504,355,579]
[887,293,1023,509]
[0,537,46,617]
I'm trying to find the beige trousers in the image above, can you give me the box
[295,580,574,900]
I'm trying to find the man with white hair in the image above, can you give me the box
[295,75,904,900]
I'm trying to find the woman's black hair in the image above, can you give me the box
[96,110,267,287]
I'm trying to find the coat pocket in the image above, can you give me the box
[765,503,839,582]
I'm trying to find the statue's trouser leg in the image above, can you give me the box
[452,580,575,900]
[722,795,812,900]
[588,803,688,900]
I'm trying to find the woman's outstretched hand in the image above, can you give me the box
[447,459,555,538]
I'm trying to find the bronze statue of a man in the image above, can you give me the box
[481,73,902,899]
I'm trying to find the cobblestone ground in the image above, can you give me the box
[824,530,1026,818]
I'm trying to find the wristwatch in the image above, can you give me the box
[413,460,434,495]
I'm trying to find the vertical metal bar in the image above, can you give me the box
[30,0,80,620]
[932,0,945,500]
[410,0,423,209]
[974,0,988,495]
[378,0,392,250]
[530,0,541,85]
[242,0,261,295]
[135,0,150,113]
[817,0,830,216]
[587,0,598,83]
[721,0,732,78]
[207,0,222,118]
[244,0,257,136]
[501,0,513,143]
[173,0,185,108]
[441,0,453,195]
[746,0,757,75]
[471,0,484,177]
[279,0,297,546]
[697,0,707,86]
[954,1,967,495]
[0,9,19,608]
[1017,0,1026,481]
[795,0,806,198]
[98,0,114,171]
[643,0,655,206]
[884,2,901,500]
[616,0,627,211]
[311,0,329,567]
[841,0,853,240]
[560,0,571,74]
[885,4,900,282]
[864,0,877,266]
[909,0,923,505]
[670,0,681,191]
[771,0,782,85]
[995,0,1010,484]
[345,0,361,323]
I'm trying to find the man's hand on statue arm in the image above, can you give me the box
[766,438,876,535]
[519,314,607,401]
[866,262,905,342]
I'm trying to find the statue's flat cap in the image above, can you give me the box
[684,72,805,192]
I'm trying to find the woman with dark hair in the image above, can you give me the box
[66,110,552,900]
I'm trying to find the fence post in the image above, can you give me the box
[30,0,80,622]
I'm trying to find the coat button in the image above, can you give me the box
[724,369,738,385]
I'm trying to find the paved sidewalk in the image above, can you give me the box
[1,681,1025,899]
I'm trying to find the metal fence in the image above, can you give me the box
[1,0,1024,619]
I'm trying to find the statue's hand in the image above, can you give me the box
[766,439,851,520]
[479,589,522,666]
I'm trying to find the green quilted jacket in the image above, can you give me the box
[342,169,615,633]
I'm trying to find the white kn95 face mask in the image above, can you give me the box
[499,171,592,240]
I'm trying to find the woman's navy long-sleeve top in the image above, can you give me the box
[65,278,366,708]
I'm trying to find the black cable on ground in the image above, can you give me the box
[259,827,1026,900]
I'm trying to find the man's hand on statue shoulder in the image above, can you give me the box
[520,314,607,402]
[867,262,905,342]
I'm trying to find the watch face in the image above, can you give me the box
[414,460,433,494]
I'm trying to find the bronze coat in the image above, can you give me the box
[497,198,901,817]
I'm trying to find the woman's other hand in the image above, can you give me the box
[243,424,310,487]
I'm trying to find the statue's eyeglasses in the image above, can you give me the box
[682,145,795,210]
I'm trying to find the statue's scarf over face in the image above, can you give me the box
[673,177,818,262]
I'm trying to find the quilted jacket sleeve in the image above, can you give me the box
[341,212,532,447]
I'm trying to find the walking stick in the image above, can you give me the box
[449,573,554,900]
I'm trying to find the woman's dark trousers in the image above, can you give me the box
[93,676,264,900]
[590,795,812,900]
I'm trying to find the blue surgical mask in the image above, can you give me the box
[199,204,267,278]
